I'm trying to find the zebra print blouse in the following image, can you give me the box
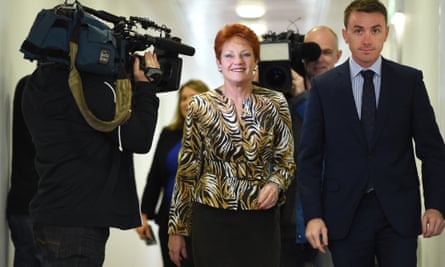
[168,85,295,236]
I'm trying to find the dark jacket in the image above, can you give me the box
[7,75,39,215]
[141,127,182,227]
[22,63,159,229]
[279,92,308,240]
[298,58,445,239]
[280,91,308,243]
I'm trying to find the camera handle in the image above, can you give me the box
[142,67,163,83]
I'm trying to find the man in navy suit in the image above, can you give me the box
[297,0,445,266]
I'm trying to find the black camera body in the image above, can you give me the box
[123,32,187,92]
[133,47,183,91]
[258,30,321,93]
[258,39,294,94]
[20,2,194,93]
[95,13,195,93]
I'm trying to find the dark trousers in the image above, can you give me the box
[192,203,280,267]
[281,240,333,267]
[329,192,417,267]
[33,224,109,267]
[7,213,42,267]
[280,239,299,267]
[281,240,317,267]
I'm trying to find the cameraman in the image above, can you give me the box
[257,25,341,267]
[22,52,161,266]
[293,25,342,267]
[254,60,305,267]
[303,25,343,90]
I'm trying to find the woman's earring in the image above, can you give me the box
[253,66,258,77]
[218,67,222,72]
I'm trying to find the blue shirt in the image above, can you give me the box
[296,196,307,243]
[349,56,382,118]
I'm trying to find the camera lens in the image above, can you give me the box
[265,67,287,87]
[258,61,292,93]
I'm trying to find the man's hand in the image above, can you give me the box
[133,52,161,82]
[422,209,445,237]
[135,213,154,241]
[305,218,329,253]
[289,69,305,96]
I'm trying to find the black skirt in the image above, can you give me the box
[192,202,280,267]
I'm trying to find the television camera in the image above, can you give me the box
[258,30,321,93]
[87,8,195,92]
[20,1,195,92]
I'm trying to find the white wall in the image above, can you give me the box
[1,1,445,267]
[1,1,42,266]
[0,1,13,265]
[440,0,445,138]
[404,0,445,266]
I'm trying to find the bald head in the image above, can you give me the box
[303,25,342,83]
[305,26,340,51]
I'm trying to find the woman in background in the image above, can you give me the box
[168,23,295,267]
[137,80,210,267]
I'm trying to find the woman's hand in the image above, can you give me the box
[257,183,280,210]
[168,234,188,267]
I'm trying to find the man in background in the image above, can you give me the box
[303,25,343,90]
[292,25,342,267]
[283,25,342,267]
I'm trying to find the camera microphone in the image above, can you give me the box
[300,42,321,61]
[151,36,196,56]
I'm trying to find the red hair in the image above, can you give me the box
[214,23,260,61]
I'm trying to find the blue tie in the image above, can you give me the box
[361,70,376,147]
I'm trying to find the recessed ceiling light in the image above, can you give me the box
[236,1,266,19]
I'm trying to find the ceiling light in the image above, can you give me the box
[236,1,266,19]
[240,20,267,35]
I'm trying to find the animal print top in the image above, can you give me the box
[168,85,295,235]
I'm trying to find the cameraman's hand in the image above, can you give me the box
[133,52,161,82]
[135,213,153,240]
[289,69,305,96]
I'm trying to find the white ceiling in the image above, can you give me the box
[160,0,352,86]
[170,0,350,42]
[58,0,353,87]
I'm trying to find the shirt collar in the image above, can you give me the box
[349,56,382,79]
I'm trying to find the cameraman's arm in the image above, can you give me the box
[118,52,161,153]
[287,69,308,119]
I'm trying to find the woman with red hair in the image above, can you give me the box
[168,23,295,267]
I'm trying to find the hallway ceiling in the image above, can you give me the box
[80,0,353,85]
[172,0,350,40]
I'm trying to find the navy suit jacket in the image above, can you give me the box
[297,58,445,240]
